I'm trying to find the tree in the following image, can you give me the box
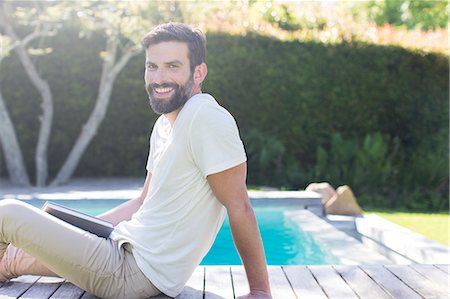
[0,30,30,186]
[0,1,65,186]
[50,1,151,186]
[0,0,189,186]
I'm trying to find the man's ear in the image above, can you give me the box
[193,63,208,85]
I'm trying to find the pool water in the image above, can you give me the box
[21,199,339,265]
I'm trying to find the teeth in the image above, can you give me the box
[155,87,173,93]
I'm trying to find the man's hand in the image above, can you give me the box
[237,290,273,299]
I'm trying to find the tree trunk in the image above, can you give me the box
[51,39,140,186]
[1,11,53,187]
[0,90,31,186]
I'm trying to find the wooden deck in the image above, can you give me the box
[0,265,448,298]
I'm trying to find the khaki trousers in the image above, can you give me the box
[0,199,161,299]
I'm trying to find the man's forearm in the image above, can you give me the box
[99,173,151,225]
[98,197,143,225]
[228,203,270,294]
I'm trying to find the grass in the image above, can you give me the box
[365,210,450,246]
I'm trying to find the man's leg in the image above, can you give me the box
[0,199,159,298]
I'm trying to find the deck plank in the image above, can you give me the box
[230,266,249,298]
[80,291,100,298]
[0,265,448,299]
[150,293,172,299]
[333,265,392,299]
[410,264,450,288]
[435,264,450,274]
[0,275,40,298]
[267,266,296,299]
[308,265,358,299]
[361,265,421,299]
[177,266,204,299]
[20,276,64,299]
[49,280,85,299]
[204,266,233,299]
[385,264,447,298]
[282,266,327,299]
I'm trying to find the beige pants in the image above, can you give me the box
[0,199,161,299]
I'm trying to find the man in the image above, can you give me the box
[0,23,271,298]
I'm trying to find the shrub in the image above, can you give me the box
[0,29,447,210]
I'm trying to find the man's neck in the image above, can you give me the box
[165,90,201,125]
[165,109,181,125]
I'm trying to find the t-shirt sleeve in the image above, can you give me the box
[145,134,154,173]
[189,104,247,177]
[146,121,159,173]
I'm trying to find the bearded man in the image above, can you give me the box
[0,23,272,299]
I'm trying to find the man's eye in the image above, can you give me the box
[147,64,157,70]
[169,64,179,69]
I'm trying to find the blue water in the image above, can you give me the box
[19,199,339,265]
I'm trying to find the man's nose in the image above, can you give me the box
[152,68,168,84]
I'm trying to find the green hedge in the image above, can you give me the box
[0,28,448,210]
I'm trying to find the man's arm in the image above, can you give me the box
[207,163,271,299]
[98,172,152,226]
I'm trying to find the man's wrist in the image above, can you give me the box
[250,289,271,296]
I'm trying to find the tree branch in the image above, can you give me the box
[111,43,142,78]
[0,3,54,186]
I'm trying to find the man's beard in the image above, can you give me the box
[145,75,194,115]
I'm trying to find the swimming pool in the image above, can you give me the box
[19,199,339,265]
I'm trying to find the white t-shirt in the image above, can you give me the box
[110,93,247,297]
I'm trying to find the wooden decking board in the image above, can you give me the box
[0,275,40,297]
[204,266,233,299]
[49,281,85,299]
[177,266,204,299]
[20,277,64,299]
[230,266,249,298]
[360,265,422,299]
[410,264,450,288]
[385,264,447,299]
[435,264,450,274]
[333,265,392,299]
[282,266,327,299]
[267,266,296,298]
[79,292,99,298]
[308,265,358,299]
[0,265,448,299]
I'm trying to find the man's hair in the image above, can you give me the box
[141,23,206,71]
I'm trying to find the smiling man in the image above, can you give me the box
[0,23,271,299]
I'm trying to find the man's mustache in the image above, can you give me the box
[149,82,177,89]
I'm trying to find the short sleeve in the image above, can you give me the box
[189,103,247,177]
[146,118,162,173]
[145,133,155,173]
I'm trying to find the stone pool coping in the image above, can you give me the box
[0,178,325,215]
[356,214,450,264]
[287,210,392,265]
[0,178,145,200]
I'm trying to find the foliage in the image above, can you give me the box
[244,129,286,186]
[314,133,398,205]
[0,4,448,209]
[191,1,447,54]
[366,0,448,30]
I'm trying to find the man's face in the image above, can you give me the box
[144,41,194,115]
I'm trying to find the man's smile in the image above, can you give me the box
[154,86,174,94]
[150,83,177,98]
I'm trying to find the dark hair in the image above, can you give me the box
[141,23,206,71]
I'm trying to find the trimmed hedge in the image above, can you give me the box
[0,28,448,210]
